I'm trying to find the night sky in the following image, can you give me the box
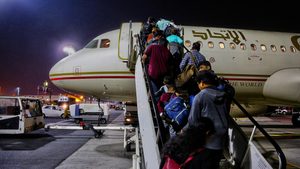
[0,0,299,95]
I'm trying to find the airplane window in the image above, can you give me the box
[100,39,110,48]
[290,46,296,53]
[208,41,214,48]
[280,45,286,52]
[197,41,203,48]
[260,44,267,51]
[240,43,246,50]
[250,44,257,51]
[219,42,225,49]
[229,42,236,49]
[185,40,191,48]
[85,40,98,48]
[270,45,277,52]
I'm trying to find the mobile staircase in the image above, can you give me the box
[134,54,286,169]
[130,32,286,169]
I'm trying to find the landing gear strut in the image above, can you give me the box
[292,114,300,127]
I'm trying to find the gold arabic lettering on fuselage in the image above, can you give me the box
[291,35,300,51]
[192,29,247,45]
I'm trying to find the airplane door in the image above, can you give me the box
[118,22,142,69]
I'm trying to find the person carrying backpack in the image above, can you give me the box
[198,60,235,112]
[184,70,229,169]
[157,83,178,138]
[140,16,156,48]
[163,92,189,137]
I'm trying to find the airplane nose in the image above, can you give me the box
[48,50,86,92]
[49,60,63,76]
[49,57,69,88]
[50,59,64,76]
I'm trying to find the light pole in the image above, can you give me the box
[16,87,21,96]
[43,80,52,104]
[63,46,75,56]
[43,80,48,93]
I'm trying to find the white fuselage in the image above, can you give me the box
[50,29,136,101]
[49,22,300,106]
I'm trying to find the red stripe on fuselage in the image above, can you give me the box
[225,78,267,81]
[50,76,135,81]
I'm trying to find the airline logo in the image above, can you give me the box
[192,29,246,44]
[291,35,300,51]
[192,29,300,51]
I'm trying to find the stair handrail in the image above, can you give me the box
[232,98,287,169]
[137,34,169,151]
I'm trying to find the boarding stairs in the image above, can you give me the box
[134,54,286,169]
[126,26,286,169]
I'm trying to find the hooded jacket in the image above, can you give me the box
[185,86,228,150]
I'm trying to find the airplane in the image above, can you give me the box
[49,22,300,126]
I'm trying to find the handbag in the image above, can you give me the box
[175,64,196,87]
[175,51,198,88]
[162,148,205,169]
[162,156,181,169]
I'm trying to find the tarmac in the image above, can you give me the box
[53,114,300,169]
[55,113,135,169]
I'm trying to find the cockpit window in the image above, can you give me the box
[85,40,98,48]
[100,39,110,48]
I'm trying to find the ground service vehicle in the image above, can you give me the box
[124,102,138,126]
[0,96,45,134]
[69,103,109,124]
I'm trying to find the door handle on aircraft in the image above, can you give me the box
[122,60,129,64]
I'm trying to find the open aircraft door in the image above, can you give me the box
[118,22,142,70]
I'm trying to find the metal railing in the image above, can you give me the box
[232,98,287,169]
[134,31,286,169]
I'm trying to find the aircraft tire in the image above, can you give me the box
[75,118,82,124]
[292,114,300,127]
[100,118,107,124]
[126,143,131,152]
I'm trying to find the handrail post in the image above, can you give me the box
[232,98,286,169]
